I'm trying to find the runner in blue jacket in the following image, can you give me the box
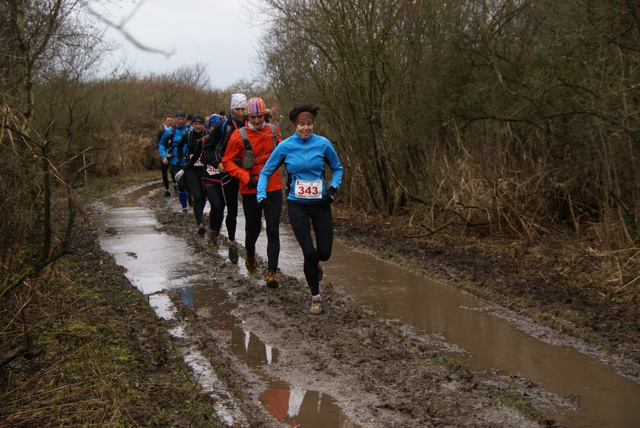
[159,109,191,211]
[257,102,344,314]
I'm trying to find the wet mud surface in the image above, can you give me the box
[127,187,588,427]
[331,207,640,383]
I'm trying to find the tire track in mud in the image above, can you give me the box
[145,189,572,427]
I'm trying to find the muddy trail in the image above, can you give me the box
[89,182,639,427]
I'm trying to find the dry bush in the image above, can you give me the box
[1,109,44,287]
[89,134,158,177]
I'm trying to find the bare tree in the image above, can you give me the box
[258,0,640,246]
[0,0,104,369]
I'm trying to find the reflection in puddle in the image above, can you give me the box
[90,182,356,427]
[148,293,175,320]
[181,346,248,426]
[259,378,361,428]
[180,282,281,368]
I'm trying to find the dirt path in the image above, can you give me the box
[144,189,573,427]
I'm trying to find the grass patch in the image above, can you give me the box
[500,393,541,420]
[430,354,463,372]
[0,191,221,427]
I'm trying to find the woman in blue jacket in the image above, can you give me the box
[257,102,344,314]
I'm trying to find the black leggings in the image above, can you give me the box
[221,175,239,241]
[185,167,205,225]
[161,162,174,190]
[242,190,282,272]
[203,177,225,234]
[287,200,333,296]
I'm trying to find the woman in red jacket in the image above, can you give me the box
[221,97,283,288]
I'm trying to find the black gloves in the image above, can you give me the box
[322,186,338,203]
[257,198,270,208]
[247,174,258,190]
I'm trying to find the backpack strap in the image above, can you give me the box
[238,124,279,152]
[214,120,239,165]
[162,125,176,158]
[163,125,175,148]
[224,120,236,142]
[265,123,280,150]
[239,127,252,152]
[239,124,280,168]
[176,127,191,163]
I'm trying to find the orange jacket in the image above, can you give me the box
[221,125,282,194]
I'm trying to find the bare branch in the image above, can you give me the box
[85,0,174,57]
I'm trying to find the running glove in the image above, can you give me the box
[247,174,258,190]
[322,186,338,203]
[174,169,185,181]
[257,197,270,207]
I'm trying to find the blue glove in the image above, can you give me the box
[174,169,185,181]
[322,186,338,203]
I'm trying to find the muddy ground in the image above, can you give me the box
[139,184,635,427]
[3,177,638,427]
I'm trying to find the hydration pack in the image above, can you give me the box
[239,123,279,169]
[213,121,237,166]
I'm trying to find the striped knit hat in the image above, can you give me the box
[247,97,267,116]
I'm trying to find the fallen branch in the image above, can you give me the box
[405,204,491,238]
[404,220,491,238]
[0,346,42,369]
[0,249,70,299]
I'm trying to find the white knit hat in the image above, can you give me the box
[230,93,247,110]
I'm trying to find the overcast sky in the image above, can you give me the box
[98,0,265,89]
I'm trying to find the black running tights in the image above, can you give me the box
[222,175,239,242]
[287,200,333,296]
[242,190,282,272]
[203,177,225,234]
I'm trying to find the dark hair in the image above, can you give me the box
[219,110,226,116]
[289,102,319,122]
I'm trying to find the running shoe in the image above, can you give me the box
[228,244,239,264]
[266,271,279,288]
[182,208,187,214]
[318,263,323,281]
[208,231,218,249]
[197,224,206,235]
[310,295,323,315]
[245,256,257,274]
[164,190,171,197]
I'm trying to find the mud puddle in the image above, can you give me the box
[90,182,640,427]
[322,246,640,427]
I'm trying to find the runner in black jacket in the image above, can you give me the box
[174,114,209,235]
[202,93,247,263]
[156,115,174,197]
